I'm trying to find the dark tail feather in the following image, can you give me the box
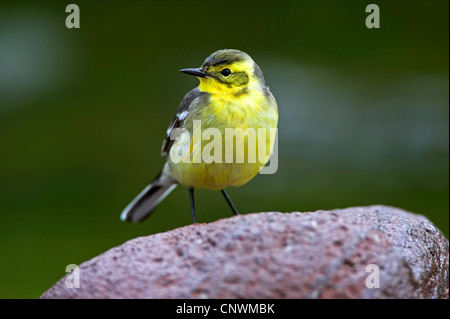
[121,164,177,222]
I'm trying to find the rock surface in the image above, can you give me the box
[41,205,449,299]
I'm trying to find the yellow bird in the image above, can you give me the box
[121,49,278,223]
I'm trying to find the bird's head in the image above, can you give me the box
[180,49,265,96]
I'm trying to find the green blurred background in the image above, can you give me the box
[0,0,448,298]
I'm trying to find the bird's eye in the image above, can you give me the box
[221,68,231,77]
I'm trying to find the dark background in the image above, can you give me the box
[0,0,448,298]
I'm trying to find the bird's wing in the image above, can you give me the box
[161,87,207,156]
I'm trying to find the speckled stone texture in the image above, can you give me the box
[41,206,449,299]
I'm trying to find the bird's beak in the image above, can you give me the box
[179,68,208,78]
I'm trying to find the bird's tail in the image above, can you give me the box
[120,163,178,222]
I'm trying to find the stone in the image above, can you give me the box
[41,205,449,299]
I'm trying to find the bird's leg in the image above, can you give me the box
[221,189,240,216]
[189,187,197,224]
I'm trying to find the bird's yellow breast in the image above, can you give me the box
[168,87,278,190]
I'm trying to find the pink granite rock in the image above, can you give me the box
[41,205,449,299]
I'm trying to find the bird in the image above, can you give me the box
[120,49,278,224]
